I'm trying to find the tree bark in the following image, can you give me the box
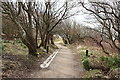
[28,47,37,56]
[50,34,55,45]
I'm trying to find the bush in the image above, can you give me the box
[100,56,120,69]
[82,59,90,70]
[15,40,22,43]
[3,40,9,43]
[100,56,105,61]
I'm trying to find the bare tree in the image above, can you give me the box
[1,0,80,56]
[80,1,120,54]
[57,20,81,44]
[1,2,39,56]
[33,0,80,48]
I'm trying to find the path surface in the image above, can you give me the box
[32,44,85,78]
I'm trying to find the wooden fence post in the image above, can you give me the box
[86,50,88,57]
[47,46,49,53]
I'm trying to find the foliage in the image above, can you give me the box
[84,69,103,78]
[100,56,120,69]
[0,44,4,55]
[3,40,10,43]
[0,44,4,50]
[82,58,90,70]
[15,40,22,43]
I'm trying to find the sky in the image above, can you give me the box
[2,0,118,28]
[72,0,119,28]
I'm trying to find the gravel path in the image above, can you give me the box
[32,44,85,78]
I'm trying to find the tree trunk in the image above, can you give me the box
[118,32,120,42]
[28,47,37,56]
[35,26,39,48]
[44,33,49,49]
[39,33,49,49]
[50,34,55,45]
[20,33,38,56]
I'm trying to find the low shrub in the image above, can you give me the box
[15,40,22,43]
[82,59,90,70]
[0,44,4,52]
[3,40,9,43]
[100,56,120,69]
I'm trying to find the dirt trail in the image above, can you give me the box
[32,44,85,78]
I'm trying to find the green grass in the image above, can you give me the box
[3,42,28,55]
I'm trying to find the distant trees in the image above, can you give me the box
[59,20,101,44]
[33,0,80,49]
[80,1,120,54]
[58,20,81,44]
[1,0,79,56]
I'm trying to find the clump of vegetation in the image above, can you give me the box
[15,40,22,43]
[0,44,4,55]
[76,44,120,78]
[0,43,4,50]
[3,40,10,43]
[84,69,103,78]
[80,49,91,70]
[82,58,90,70]
[100,56,120,69]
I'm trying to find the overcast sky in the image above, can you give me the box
[2,0,118,28]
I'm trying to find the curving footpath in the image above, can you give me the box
[32,44,85,78]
